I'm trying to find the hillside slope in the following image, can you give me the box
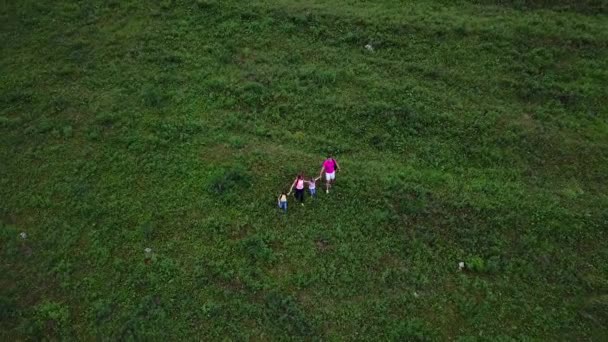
[1,0,607,339]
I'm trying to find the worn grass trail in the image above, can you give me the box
[1,0,607,339]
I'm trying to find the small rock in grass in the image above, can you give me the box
[365,44,374,52]
[145,247,152,253]
[458,261,465,270]
[19,232,27,239]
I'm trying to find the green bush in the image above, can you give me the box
[468,256,486,273]
[265,292,315,337]
[21,301,70,337]
[241,234,274,263]
[207,166,250,196]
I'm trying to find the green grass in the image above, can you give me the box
[1,0,607,339]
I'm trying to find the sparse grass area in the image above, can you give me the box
[1,0,607,339]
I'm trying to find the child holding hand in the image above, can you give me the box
[306,177,320,199]
[277,192,288,213]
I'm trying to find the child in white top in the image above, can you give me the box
[277,192,288,213]
[306,177,320,199]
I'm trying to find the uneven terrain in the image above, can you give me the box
[1,0,607,339]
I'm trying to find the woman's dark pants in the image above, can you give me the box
[295,189,304,203]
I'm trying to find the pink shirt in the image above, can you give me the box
[296,179,304,190]
[323,159,336,173]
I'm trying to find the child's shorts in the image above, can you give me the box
[279,201,287,211]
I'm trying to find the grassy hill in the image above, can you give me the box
[1,0,607,339]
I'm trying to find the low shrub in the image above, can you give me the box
[207,166,250,196]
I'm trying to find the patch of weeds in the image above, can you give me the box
[0,295,17,321]
[203,217,229,235]
[207,165,250,196]
[368,132,392,150]
[466,255,501,274]
[1,90,33,106]
[116,295,169,340]
[50,259,74,286]
[337,30,363,45]
[202,77,231,93]
[389,318,437,341]
[86,127,101,141]
[0,223,19,258]
[284,130,306,144]
[154,120,205,142]
[161,53,182,66]
[20,301,70,338]
[265,291,315,337]
[236,81,270,111]
[227,135,246,149]
[240,10,258,21]
[107,0,120,9]
[126,133,165,152]
[217,44,235,64]
[253,125,274,139]
[581,295,608,327]
[467,256,485,273]
[314,141,353,155]
[297,66,337,87]
[581,274,608,293]
[95,113,120,128]
[141,221,156,241]
[194,259,243,292]
[35,117,55,134]
[315,237,331,253]
[240,234,275,263]
[384,180,430,217]
[91,299,113,323]
[67,40,91,64]
[160,0,173,11]
[141,85,169,108]
[0,116,22,127]
[61,125,73,138]
[196,0,217,10]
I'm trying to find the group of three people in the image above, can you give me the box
[277,155,341,213]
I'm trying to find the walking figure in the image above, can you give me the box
[289,174,306,205]
[277,192,288,213]
[319,154,341,193]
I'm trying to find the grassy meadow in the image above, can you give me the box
[1,0,607,339]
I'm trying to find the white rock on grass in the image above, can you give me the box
[19,232,27,239]
[145,247,152,253]
[365,43,374,52]
[458,261,465,270]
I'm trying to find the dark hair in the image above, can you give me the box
[297,174,302,179]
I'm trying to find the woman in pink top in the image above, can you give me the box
[318,154,341,193]
[288,173,306,205]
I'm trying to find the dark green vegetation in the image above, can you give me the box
[1,0,607,339]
